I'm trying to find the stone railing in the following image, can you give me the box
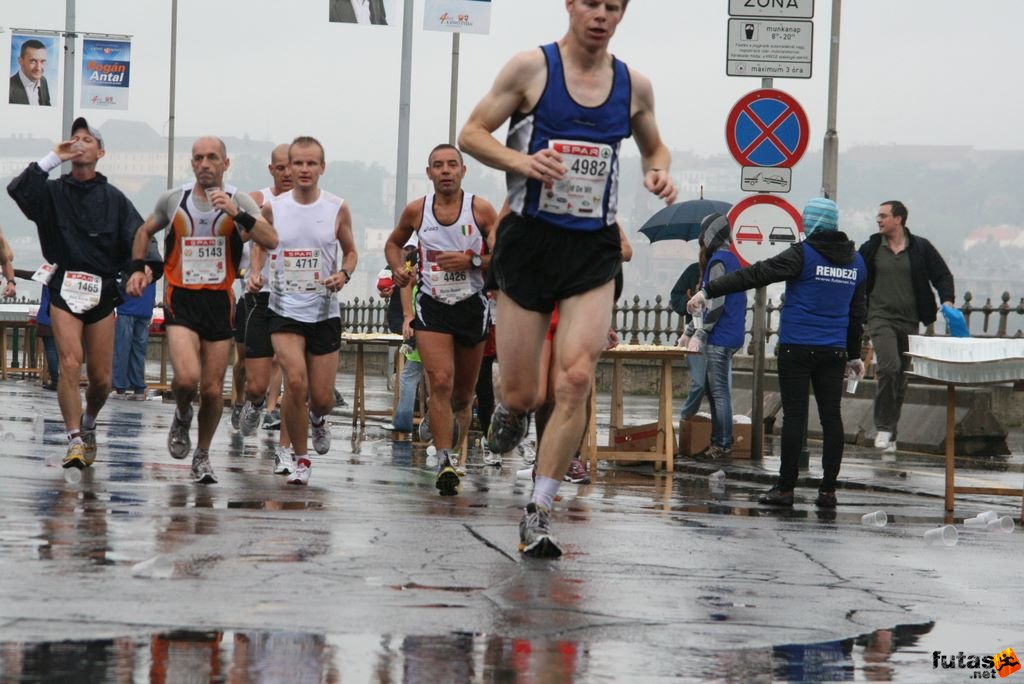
[337,291,1024,348]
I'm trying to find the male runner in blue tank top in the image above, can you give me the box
[459,0,676,557]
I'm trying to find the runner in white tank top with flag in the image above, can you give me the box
[386,144,498,496]
[256,136,358,485]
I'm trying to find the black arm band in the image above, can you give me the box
[235,211,257,231]
[130,259,147,275]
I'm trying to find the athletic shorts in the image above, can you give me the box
[267,313,341,356]
[414,291,488,348]
[232,294,249,344]
[165,287,234,342]
[490,213,622,314]
[47,277,121,326]
[240,292,274,359]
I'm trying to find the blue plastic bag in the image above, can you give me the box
[941,304,970,338]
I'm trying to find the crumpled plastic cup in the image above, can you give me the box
[924,525,958,546]
[985,516,1015,533]
[861,510,887,528]
[709,469,726,482]
[63,468,82,484]
[131,555,175,579]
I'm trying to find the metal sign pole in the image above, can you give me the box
[749,75,773,461]
[448,32,460,145]
[820,0,841,200]
[166,0,177,189]
[61,0,76,139]
[394,0,414,224]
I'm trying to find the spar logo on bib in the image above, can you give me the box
[553,142,601,157]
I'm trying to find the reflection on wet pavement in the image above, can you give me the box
[0,622,935,683]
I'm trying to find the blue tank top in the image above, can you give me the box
[780,244,866,348]
[702,250,746,349]
[506,43,632,231]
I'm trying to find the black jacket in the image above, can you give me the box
[8,73,51,106]
[703,231,867,358]
[7,162,163,285]
[857,229,954,326]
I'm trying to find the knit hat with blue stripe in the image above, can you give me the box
[802,197,838,236]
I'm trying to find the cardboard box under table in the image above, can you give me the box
[678,416,752,457]
[583,345,686,473]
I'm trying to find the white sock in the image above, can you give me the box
[308,409,324,426]
[67,431,82,444]
[81,414,97,430]
[531,476,560,510]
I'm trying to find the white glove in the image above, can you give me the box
[686,335,703,353]
[677,333,691,348]
[686,290,708,315]
[846,359,865,379]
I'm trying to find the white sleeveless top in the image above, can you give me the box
[267,189,344,322]
[238,186,276,294]
[417,192,485,304]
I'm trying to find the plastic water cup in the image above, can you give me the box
[846,377,859,394]
[63,468,82,484]
[978,511,999,522]
[3,432,14,441]
[206,186,220,196]
[985,516,1015,533]
[924,525,958,546]
[963,515,989,528]
[131,555,175,579]
[516,467,533,481]
[861,510,887,528]
[709,469,726,482]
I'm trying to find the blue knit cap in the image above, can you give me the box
[803,197,838,236]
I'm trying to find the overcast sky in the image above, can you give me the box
[3,0,1023,180]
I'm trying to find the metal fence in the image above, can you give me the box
[338,290,1024,348]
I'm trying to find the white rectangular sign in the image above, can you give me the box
[741,166,792,193]
[423,0,492,35]
[729,0,814,19]
[727,18,813,79]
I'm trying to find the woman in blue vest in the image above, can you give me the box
[680,214,747,459]
[688,198,867,508]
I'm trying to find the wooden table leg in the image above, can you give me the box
[611,359,624,429]
[392,350,404,419]
[944,384,956,513]
[660,359,674,472]
[586,387,598,474]
[353,343,366,427]
[159,334,168,387]
[0,326,7,381]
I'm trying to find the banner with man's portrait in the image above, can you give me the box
[328,0,397,26]
[81,39,131,110]
[8,32,59,107]
[423,0,492,35]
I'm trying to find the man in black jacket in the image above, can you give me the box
[7,117,162,471]
[858,200,954,453]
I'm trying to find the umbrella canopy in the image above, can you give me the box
[639,199,733,243]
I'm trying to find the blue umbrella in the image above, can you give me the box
[639,198,732,243]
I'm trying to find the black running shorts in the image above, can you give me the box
[241,292,274,359]
[414,291,488,348]
[47,277,121,325]
[490,213,622,313]
[165,288,234,342]
[267,313,342,356]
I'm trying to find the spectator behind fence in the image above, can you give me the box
[688,198,867,508]
[670,250,705,422]
[113,281,156,398]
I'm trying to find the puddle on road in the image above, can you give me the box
[0,621,935,682]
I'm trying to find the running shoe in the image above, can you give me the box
[487,404,529,454]
[191,450,217,484]
[519,503,562,558]
[230,404,243,431]
[288,458,311,485]
[517,441,537,465]
[417,413,432,443]
[815,490,838,508]
[273,446,296,475]
[873,430,893,449]
[482,443,502,466]
[563,457,591,485]
[310,412,331,455]
[758,486,794,507]
[700,444,732,460]
[239,400,263,436]
[435,450,459,496]
[262,408,281,430]
[63,441,87,469]
[167,411,192,460]
[81,429,97,467]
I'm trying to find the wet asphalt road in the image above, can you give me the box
[0,376,1022,683]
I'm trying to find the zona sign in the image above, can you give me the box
[726,88,809,168]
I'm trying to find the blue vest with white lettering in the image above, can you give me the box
[703,249,747,348]
[780,244,866,347]
[505,42,631,231]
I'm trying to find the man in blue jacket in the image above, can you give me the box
[858,201,954,453]
[113,282,156,398]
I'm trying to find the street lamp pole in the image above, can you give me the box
[821,0,842,200]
